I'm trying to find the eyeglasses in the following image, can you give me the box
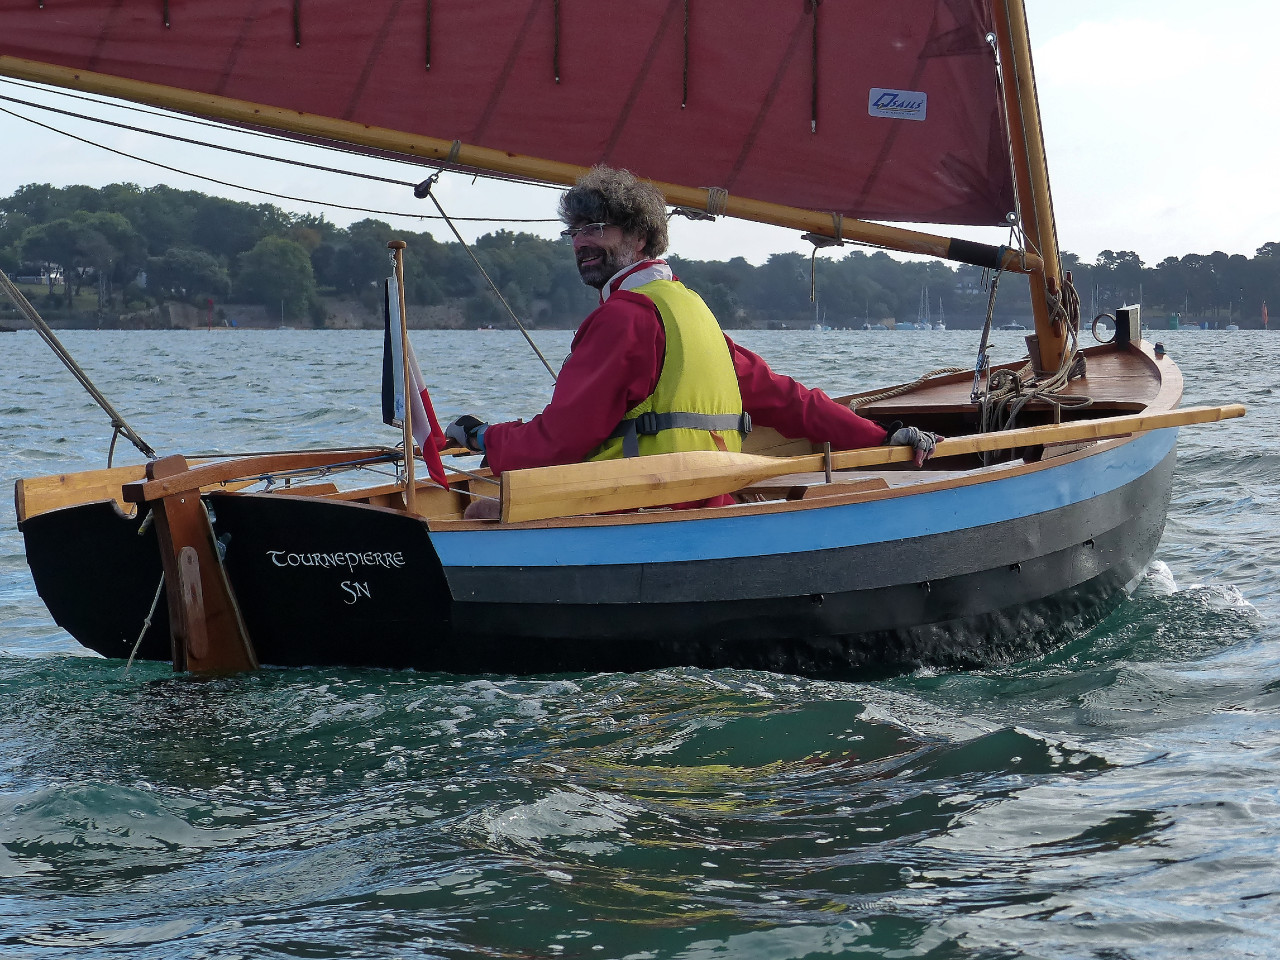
[560,222,613,240]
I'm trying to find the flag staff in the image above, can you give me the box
[388,240,416,513]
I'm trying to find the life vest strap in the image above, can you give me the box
[608,411,752,458]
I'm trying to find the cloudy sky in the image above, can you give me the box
[0,0,1273,267]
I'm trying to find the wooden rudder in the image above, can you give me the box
[144,455,257,674]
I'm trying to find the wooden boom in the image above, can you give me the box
[500,404,1246,523]
[0,55,1039,274]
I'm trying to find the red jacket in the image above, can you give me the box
[484,289,888,476]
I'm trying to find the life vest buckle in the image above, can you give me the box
[635,411,662,436]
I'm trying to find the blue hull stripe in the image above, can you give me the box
[432,428,1177,568]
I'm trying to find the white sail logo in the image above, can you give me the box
[868,88,927,121]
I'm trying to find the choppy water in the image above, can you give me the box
[2,328,1277,959]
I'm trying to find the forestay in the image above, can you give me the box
[0,0,1015,226]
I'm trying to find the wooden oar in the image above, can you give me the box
[500,404,1246,523]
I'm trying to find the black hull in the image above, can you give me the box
[20,434,1176,678]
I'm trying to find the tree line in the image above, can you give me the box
[2,182,1278,329]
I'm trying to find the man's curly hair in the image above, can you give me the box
[559,166,669,258]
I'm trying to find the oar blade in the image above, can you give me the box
[500,450,807,523]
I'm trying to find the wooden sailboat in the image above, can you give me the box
[2,1,1244,676]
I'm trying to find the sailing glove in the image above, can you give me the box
[884,423,941,467]
[446,415,488,453]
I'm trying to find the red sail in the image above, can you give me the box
[0,0,1014,226]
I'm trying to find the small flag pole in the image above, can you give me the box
[388,240,416,513]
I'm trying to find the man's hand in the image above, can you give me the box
[885,424,941,467]
[445,415,488,453]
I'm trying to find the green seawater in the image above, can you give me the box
[1,329,1276,959]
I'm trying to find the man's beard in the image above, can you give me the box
[576,245,639,289]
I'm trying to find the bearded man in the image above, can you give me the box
[447,166,936,513]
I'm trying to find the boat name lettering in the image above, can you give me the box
[267,550,405,570]
[341,581,372,604]
[868,88,928,122]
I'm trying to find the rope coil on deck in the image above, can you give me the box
[973,273,1091,452]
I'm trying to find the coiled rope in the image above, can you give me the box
[973,272,1091,455]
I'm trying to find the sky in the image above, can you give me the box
[0,0,1274,268]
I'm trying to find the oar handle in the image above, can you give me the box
[829,403,1248,471]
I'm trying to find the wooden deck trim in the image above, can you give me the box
[16,465,259,523]
[17,342,1185,533]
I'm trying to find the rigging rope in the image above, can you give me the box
[0,90,559,224]
[682,0,690,108]
[552,0,561,83]
[970,270,1090,460]
[975,26,1087,451]
[808,0,822,134]
[0,265,156,462]
[126,570,165,672]
[801,217,844,303]
[414,174,559,382]
[850,368,968,410]
[2,76,441,169]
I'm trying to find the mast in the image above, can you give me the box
[991,0,1068,371]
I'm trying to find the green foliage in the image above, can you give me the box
[146,247,232,301]
[19,218,87,306]
[236,236,316,319]
[6,182,1280,328]
[312,218,396,296]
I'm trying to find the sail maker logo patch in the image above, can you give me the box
[868,88,927,122]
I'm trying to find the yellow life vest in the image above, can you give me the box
[588,278,748,461]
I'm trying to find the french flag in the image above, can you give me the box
[382,278,449,490]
